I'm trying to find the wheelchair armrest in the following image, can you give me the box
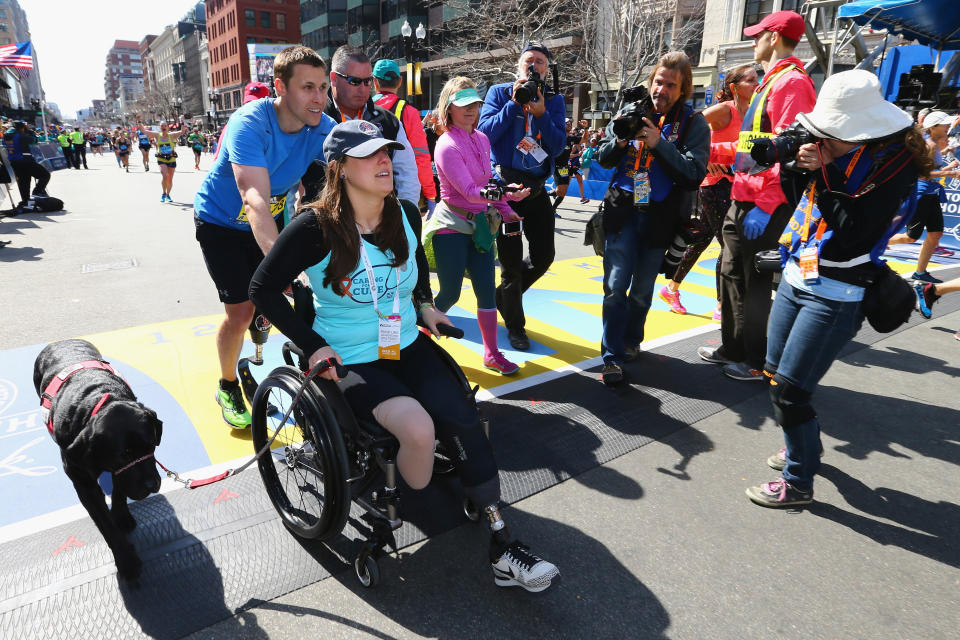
[282,341,308,370]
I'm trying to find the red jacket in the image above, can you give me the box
[730,56,817,214]
[375,92,437,199]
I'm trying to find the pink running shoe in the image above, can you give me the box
[484,351,519,375]
[658,286,687,315]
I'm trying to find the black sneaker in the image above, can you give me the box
[32,188,48,197]
[623,345,641,362]
[508,328,530,350]
[745,478,813,508]
[491,540,559,593]
[601,363,624,386]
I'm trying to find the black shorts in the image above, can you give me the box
[553,169,571,185]
[195,218,264,304]
[139,144,152,151]
[906,193,944,239]
[158,161,177,169]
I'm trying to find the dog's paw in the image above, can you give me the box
[112,508,136,533]
[115,547,142,584]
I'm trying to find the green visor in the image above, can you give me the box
[451,88,483,107]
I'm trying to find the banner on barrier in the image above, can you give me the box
[30,142,68,171]
[941,178,960,252]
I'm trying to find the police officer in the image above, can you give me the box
[71,126,88,169]
[57,128,75,169]
[478,41,567,350]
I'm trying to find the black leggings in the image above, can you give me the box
[672,179,730,287]
[339,333,500,506]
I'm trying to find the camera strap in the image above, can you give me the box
[801,146,866,246]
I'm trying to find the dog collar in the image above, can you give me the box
[41,360,121,435]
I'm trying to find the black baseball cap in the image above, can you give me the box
[323,120,405,163]
[521,41,552,60]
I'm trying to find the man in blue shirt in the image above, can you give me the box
[194,45,336,429]
[478,41,567,350]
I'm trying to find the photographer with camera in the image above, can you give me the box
[3,121,51,210]
[595,51,710,385]
[424,76,530,375]
[744,70,930,507]
[478,41,567,351]
[697,11,817,382]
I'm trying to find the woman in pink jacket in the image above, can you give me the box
[429,77,530,375]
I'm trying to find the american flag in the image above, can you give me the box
[0,41,33,82]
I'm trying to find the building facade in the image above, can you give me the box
[206,0,301,117]
[104,40,144,111]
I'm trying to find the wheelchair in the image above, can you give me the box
[240,283,488,588]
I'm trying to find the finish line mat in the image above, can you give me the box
[2,280,958,640]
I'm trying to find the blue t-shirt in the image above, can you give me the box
[194,99,336,230]
[303,213,420,365]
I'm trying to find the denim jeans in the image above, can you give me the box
[601,212,665,364]
[765,279,864,490]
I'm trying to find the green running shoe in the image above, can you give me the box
[216,384,251,429]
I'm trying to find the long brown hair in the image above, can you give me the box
[307,160,409,296]
[868,124,935,179]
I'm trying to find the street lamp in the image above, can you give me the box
[401,19,427,107]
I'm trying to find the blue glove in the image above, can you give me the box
[742,206,770,240]
[425,199,437,218]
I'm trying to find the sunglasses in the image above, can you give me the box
[334,71,374,87]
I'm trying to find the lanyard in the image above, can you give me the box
[357,228,401,318]
[522,107,541,140]
[338,102,364,123]
[800,146,865,245]
[633,114,669,172]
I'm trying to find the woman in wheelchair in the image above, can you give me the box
[249,120,559,592]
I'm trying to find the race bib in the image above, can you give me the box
[236,193,288,223]
[798,245,820,282]
[557,166,569,177]
[634,171,651,205]
[378,314,401,360]
[517,136,548,163]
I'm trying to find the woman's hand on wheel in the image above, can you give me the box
[308,346,343,381]
[421,306,452,337]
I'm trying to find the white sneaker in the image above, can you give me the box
[491,540,559,593]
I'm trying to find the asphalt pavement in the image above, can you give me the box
[2,152,959,640]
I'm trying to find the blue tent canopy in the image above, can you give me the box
[839,0,960,51]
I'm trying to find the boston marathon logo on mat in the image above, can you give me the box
[0,378,16,417]
[340,261,411,303]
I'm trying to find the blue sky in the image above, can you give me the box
[22,0,205,116]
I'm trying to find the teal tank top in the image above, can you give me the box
[304,210,420,365]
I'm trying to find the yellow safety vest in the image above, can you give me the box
[732,65,800,173]
[58,134,70,147]
[70,131,84,144]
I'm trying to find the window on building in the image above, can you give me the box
[276,13,285,30]
[233,89,241,106]
[743,0,776,38]
[245,9,255,27]
[248,36,257,43]
[261,11,271,28]
[0,38,9,46]
[224,92,232,109]
[0,8,7,18]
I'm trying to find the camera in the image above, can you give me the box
[612,85,653,140]
[479,178,519,201]
[514,65,547,105]
[749,121,818,170]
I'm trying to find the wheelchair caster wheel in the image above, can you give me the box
[355,554,380,588]
[463,498,481,522]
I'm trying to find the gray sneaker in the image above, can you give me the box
[722,362,765,381]
[697,345,736,365]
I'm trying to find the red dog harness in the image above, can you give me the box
[40,360,122,435]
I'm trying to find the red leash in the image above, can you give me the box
[152,359,339,490]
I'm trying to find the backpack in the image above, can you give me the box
[33,196,64,212]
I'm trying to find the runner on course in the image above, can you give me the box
[139,121,185,202]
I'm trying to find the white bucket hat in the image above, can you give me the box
[796,70,912,142]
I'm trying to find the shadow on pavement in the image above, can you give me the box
[0,245,43,261]
[119,494,264,639]
[812,464,960,569]
[328,510,670,640]
[843,344,960,377]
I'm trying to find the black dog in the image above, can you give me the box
[34,339,163,583]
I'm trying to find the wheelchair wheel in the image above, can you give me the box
[251,366,350,541]
[354,554,380,588]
